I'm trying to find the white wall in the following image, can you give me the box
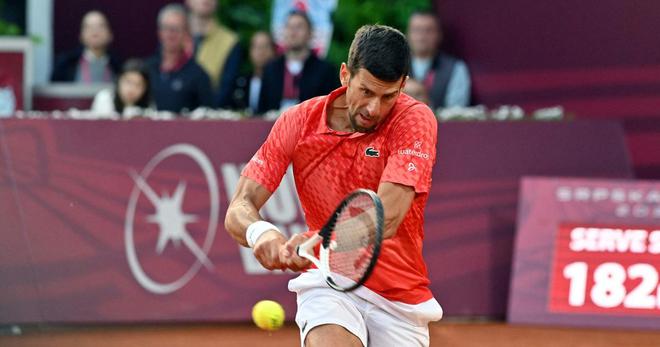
[27,0,53,86]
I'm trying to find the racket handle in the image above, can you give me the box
[296,234,323,268]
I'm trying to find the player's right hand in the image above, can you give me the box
[280,233,312,272]
[253,230,288,271]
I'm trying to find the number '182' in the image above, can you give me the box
[563,262,660,309]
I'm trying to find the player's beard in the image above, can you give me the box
[349,110,377,133]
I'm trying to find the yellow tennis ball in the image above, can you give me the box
[252,300,285,331]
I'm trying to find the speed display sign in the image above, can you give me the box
[549,224,660,315]
[508,177,660,330]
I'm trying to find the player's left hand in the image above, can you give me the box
[280,233,312,272]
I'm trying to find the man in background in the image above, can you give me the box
[407,10,471,110]
[146,4,212,113]
[186,0,242,108]
[257,10,338,114]
[51,10,121,83]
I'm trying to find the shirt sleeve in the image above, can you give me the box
[381,105,438,193]
[241,106,303,192]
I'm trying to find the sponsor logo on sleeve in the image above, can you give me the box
[250,155,265,166]
[398,148,429,160]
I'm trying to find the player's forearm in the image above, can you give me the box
[383,212,406,239]
[378,182,415,239]
[225,198,262,247]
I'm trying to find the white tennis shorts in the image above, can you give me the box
[289,270,443,347]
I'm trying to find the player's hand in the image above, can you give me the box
[280,233,312,272]
[253,230,288,271]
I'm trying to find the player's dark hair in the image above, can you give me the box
[347,25,410,82]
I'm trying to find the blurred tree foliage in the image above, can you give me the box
[217,0,430,67]
[325,0,430,65]
[218,0,272,47]
[0,0,22,36]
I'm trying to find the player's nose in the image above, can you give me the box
[366,98,380,116]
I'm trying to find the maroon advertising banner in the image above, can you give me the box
[509,177,660,330]
[0,51,25,113]
[0,119,632,323]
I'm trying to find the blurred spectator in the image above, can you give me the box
[257,10,338,114]
[51,10,121,83]
[146,4,213,113]
[403,78,430,106]
[230,31,277,113]
[186,0,242,108]
[91,59,152,117]
[407,11,471,109]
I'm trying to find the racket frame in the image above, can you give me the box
[296,189,384,292]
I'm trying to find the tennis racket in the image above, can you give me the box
[296,189,384,292]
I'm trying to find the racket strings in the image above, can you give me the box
[327,195,377,283]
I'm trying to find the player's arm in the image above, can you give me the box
[225,176,288,270]
[377,181,415,239]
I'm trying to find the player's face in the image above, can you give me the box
[340,64,406,133]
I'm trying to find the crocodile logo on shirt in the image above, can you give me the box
[365,147,380,157]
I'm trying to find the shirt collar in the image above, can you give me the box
[83,49,109,63]
[317,86,348,135]
[316,86,380,139]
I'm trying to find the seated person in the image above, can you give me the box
[257,10,338,114]
[146,4,213,113]
[91,59,152,117]
[230,31,276,113]
[186,0,242,108]
[407,10,471,109]
[51,10,121,83]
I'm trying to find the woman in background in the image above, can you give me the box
[229,31,276,114]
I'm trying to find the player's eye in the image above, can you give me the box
[383,93,396,101]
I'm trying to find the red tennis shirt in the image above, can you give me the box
[242,86,438,304]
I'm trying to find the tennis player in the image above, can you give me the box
[225,24,443,346]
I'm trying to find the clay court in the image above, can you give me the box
[2,321,660,347]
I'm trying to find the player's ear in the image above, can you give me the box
[400,75,408,91]
[340,63,350,87]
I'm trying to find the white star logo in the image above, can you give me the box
[125,144,219,294]
[130,172,212,269]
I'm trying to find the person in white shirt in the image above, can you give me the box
[91,59,152,118]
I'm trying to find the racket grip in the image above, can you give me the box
[296,234,323,268]
[297,233,321,255]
